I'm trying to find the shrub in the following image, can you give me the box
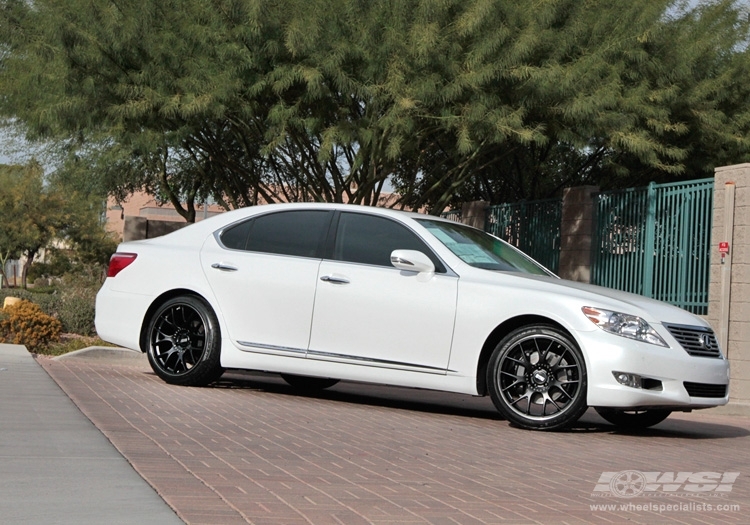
[57,272,100,336]
[58,294,96,335]
[0,268,102,336]
[1,287,62,320]
[0,299,62,351]
[0,288,33,304]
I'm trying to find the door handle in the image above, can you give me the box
[320,275,350,284]
[211,262,238,272]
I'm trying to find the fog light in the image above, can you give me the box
[613,371,642,389]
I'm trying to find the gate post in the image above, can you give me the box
[558,185,599,282]
[460,200,489,230]
[642,182,657,297]
[709,164,750,411]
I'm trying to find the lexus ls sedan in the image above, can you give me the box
[95,203,729,430]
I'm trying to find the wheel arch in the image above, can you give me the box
[139,288,216,353]
[475,315,573,396]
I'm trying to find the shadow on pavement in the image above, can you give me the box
[213,369,503,421]
[208,370,749,439]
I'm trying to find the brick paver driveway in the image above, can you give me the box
[40,354,749,525]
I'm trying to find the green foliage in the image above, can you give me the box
[0,160,117,287]
[0,270,101,336]
[2,0,749,214]
[0,299,62,351]
[56,272,100,336]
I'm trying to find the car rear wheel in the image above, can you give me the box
[487,325,588,430]
[280,374,339,391]
[146,296,224,386]
[595,408,671,429]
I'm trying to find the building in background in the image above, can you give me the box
[104,193,225,241]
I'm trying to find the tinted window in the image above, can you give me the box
[222,210,331,258]
[220,220,253,250]
[334,213,444,271]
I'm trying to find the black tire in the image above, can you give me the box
[280,374,339,391]
[595,408,672,429]
[487,325,588,430]
[146,295,224,386]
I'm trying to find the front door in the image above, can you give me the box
[308,212,458,372]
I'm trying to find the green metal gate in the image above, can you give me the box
[485,198,562,273]
[591,179,714,314]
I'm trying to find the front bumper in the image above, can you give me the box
[577,328,730,410]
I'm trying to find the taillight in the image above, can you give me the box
[107,253,138,277]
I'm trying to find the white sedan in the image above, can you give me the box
[96,203,729,430]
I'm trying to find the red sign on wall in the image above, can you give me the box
[719,242,730,254]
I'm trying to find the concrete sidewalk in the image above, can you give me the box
[0,343,182,524]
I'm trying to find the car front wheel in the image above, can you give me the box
[487,325,588,430]
[146,295,224,386]
[595,408,671,429]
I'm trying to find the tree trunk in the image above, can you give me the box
[20,249,37,289]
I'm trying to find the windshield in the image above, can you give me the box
[417,219,553,276]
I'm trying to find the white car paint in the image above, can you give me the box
[95,202,729,430]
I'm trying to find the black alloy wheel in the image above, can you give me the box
[146,295,224,386]
[487,325,588,430]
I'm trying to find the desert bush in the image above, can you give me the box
[58,294,96,335]
[0,268,101,336]
[0,299,62,351]
[1,287,59,313]
[0,288,33,304]
[57,272,100,335]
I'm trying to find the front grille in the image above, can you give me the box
[684,382,728,398]
[664,324,722,358]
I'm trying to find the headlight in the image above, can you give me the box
[582,306,668,347]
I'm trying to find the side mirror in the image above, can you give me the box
[390,250,435,274]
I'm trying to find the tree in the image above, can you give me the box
[2,0,749,216]
[0,170,22,287]
[392,0,750,210]
[0,162,65,287]
[0,161,114,287]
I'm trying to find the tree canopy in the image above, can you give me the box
[0,161,116,287]
[1,0,749,216]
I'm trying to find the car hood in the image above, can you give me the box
[488,272,710,329]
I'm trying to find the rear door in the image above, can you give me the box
[201,210,332,355]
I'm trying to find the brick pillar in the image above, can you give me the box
[123,216,148,242]
[558,185,599,283]
[709,164,750,409]
[460,200,489,229]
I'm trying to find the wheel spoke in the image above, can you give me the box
[501,378,526,393]
[542,392,562,414]
[149,303,210,376]
[496,332,584,424]
[506,355,527,368]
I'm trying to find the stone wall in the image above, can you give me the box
[708,164,750,408]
